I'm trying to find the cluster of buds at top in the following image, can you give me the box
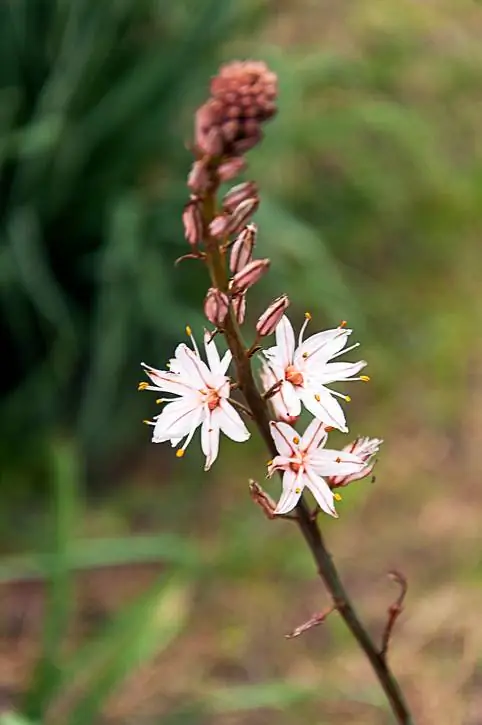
[187,61,278,196]
[195,61,277,160]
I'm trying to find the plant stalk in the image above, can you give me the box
[201,187,414,725]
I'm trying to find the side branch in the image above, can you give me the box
[380,570,408,661]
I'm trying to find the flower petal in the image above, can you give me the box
[309,448,365,476]
[214,399,250,442]
[267,455,294,476]
[304,467,338,518]
[279,381,302,418]
[300,418,328,452]
[343,436,383,460]
[269,420,300,456]
[141,363,194,395]
[274,469,303,515]
[219,349,232,376]
[274,315,295,368]
[296,329,351,366]
[315,360,367,384]
[300,386,348,432]
[201,415,220,471]
[152,397,201,442]
[204,330,221,372]
[175,344,213,388]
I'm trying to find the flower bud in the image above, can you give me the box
[182,197,203,248]
[256,294,290,337]
[187,159,210,195]
[218,157,246,182]
[229,224,257,274]
[230,258,270,294]
[232,292,246,324]
[222,182,258,213]
[204,288,229,326]
[209,214,231,239]
[227,197,259,236]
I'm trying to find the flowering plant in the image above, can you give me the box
[139,61,413,724]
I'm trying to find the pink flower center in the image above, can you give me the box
[285,365,303,386]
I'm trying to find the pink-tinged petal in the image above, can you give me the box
[261,356,285,384]
[152,397,202,442]
[304,467,338,518]
[141,363,194,395]
[269,390,298,422]
[343,437,383,460]
[330,461,375,487]
[309,448,365,477]
[269,420,300,457]
[204,330,221,372]
[219,349,232,376]
[175,344,213,388]
[296,329,351,366]
[267,455,295,476]
[274,315,295,368]
[217,379,231,400]
[300,386,348,432]
[274,469,303,515]
[315,360,367,384]
[201,415,220,471]
[214,399,250,442]
[279,381,302,418]
[263,346,279,361]
[300,418,328,453]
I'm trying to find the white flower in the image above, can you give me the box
[268,419,368,517]
[140,328,250,470]
[328,436,383,488]
[262,314,368,432]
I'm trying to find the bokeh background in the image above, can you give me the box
[1,1,482,723]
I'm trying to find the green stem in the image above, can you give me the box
[200,185,414,725]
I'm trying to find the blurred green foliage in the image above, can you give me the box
[0,0,264,484]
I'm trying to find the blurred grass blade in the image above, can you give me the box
[206,681,319,712]
[0,714,37,725]
[0,533,202,584]
[21,439,80,719]
[64,576,191,725]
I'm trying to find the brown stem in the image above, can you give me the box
[200,185,414,725]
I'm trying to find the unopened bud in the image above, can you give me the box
[232,292,246,324]
[204,287,229,326]
[223,182,258,213]
[229,224,257,274]
[230,258,270,294]
[256,294,290,337]
[209,214,231,239]
[218,156,246,182]
[182,197,203,248]
[187,159,211,195]
[227,197,259,236]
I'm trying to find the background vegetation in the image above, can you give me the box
[1,0,482,723]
